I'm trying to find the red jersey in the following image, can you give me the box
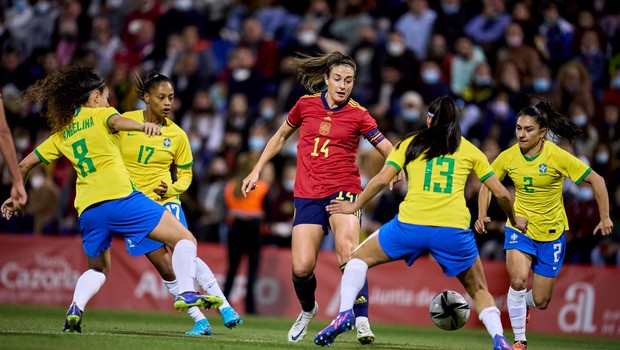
[287,92,384,198]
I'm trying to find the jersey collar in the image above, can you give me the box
[321,90,349,112]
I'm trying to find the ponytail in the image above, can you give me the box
[292,51,357,93]
[133,69,172,101]
[519,98,582,142]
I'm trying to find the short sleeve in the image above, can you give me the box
[97,107,121,132]
[359,110,378,135]
[34,135,62,165]
[557,148,591,184]
[385,137,411,172]
[471,145,494,182]
[286,99,302,128]
[491,151,509,181]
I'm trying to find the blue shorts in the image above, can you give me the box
[504,226,566,278]
[125,202,188,256]
[293,191,361,232]
[78,191,166,258]
[378,216,478,277]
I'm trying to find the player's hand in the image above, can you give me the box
[241,171,259,197]
[325,199,357,215]
[594,217,613,236]
[153,181,168,197]
[10,181,27,211]
[1,198,22,220]
[142,122,161,136]
[389,170,405,190]
[514,216,528,234]
[474,216,491,234]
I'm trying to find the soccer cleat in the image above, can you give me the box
[356,317,376,345]
[288,302,319,342]
[314,309,355,347]
[185,319,212,336]
[514,340,527,349]
[174,292,223,311]
[493,334,512,350]
[221,306,243,329]
[63,302,83,333]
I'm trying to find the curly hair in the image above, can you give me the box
[24,65,105,134]
[292,51,357,93]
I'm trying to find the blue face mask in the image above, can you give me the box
[577,187,594,201]
[402,109,421,121]
[612,77,620,89]
[572,114,588,127]
[249,136,266,152]
[533,78,550,92]
[421,69,440,84]
[260,108,275,120]
[441,3,460,14]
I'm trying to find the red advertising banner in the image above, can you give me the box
[1,234,619,337]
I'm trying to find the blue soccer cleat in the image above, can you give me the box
[314,309,355,347]
[63,302,83,333]
[493,334,512,350]
[185,319,212,336]
[174,292,223,311]
[221,306,243,329]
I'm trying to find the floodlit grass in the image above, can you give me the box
[0,305,618,350]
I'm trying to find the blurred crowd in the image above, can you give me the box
[1,0,620,266]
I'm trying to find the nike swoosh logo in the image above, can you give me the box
[290,329,305,341]
[552,266,558,270]
[508,167,516,172]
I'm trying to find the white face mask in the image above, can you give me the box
[283,179,295,192]
[30,174,44,189]
[387,41,405,56]
[15,137,29,151]
[173,0,193,11]
[298,30,317,46]
[232,68,251,82]
[189,138,202,152]
[572,114,588,127]
[577,186,594,201]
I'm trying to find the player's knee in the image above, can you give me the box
[534,295,551,310]
[291,264,314,278]
[509,278,528,291]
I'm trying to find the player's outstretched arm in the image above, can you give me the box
[108,115,161,136]
[481,175,527,234]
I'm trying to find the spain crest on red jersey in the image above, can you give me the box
[319,122,331,135]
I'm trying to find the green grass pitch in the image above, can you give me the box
[0,305,618,350]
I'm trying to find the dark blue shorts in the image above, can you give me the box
[293,191,361,232]
[78,191,165,258]
[378,216,478,277]
[504,226,566,278]
[125,202,188,256]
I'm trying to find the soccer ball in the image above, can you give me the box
[429,290,470,331]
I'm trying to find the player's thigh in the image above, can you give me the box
[148,210,196,248]
[291,223,324,276]
[330,212,361,264]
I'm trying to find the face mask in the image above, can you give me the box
[402,108,421,121]
[491,101,510,117]
[298,30,317,46]
[421,69,440,84]
[580,47,599,56]
[189,138,202,152]
[441,3,460,14]
[572,114,587,127]
[533,78,550,92]
[232,68,251,82]
[15,137,29,151]
[248,136,266,151]
[612,77,620,89]
[107,0,123,9]
[260,107,275,120]
[34,2,51,14]
[474,75,492,86]
[14,0,27,12]
[506,35,523,48]
[173,0,193,11]
[283,179,295,192]
[595,151,610,164]
[577,186,594,201]
[387,42,405,56]
[30,174,44,189]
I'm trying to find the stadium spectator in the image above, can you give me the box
[394,0,437,60]
[241,52,397,344]
[317,96,522,350]
[538,1,574,72]
[476,100,612,349]
[450,36,487,95]
[464,0,511,49]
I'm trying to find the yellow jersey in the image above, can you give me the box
[34,107,134,215]
[386,136,494,229]
[118,110,193,205]
[492,141,591,241]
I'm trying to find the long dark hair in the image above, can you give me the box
[396,96,462,167]
[519,98,582,142]
[24,65,105,133]
[292,51,357,93]
[133,70,173,101]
